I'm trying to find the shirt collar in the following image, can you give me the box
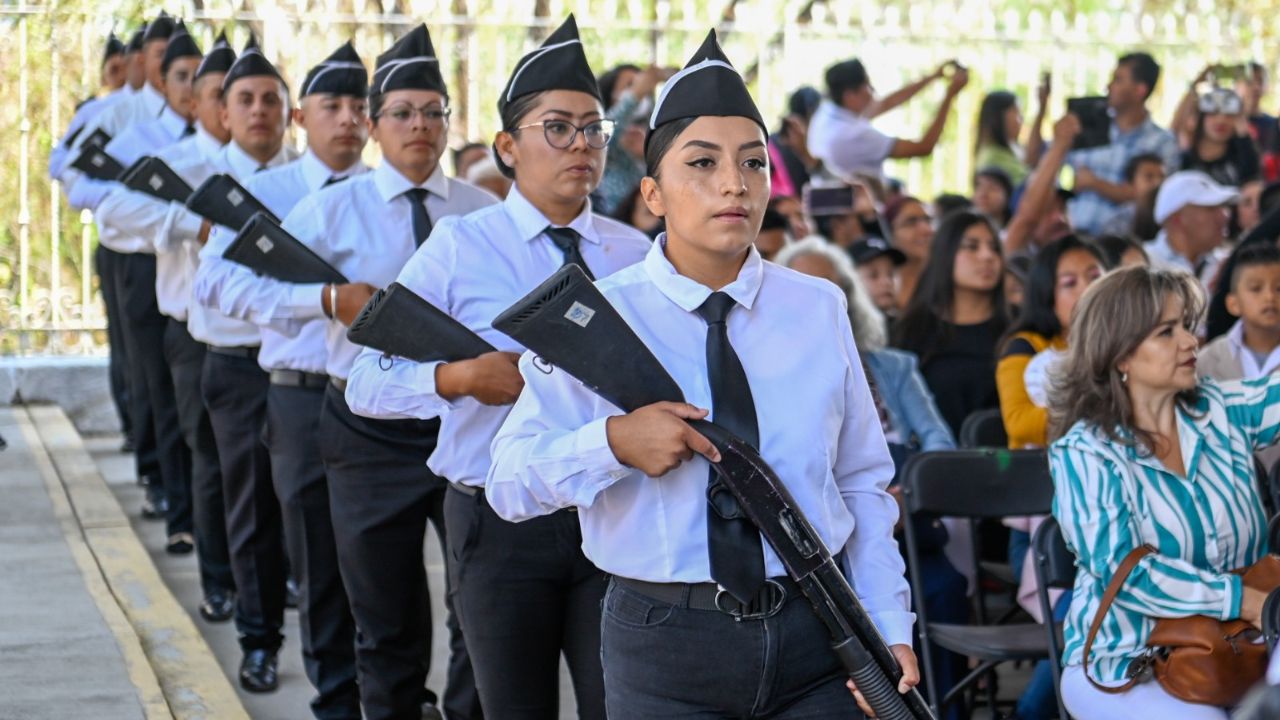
[1147,231,1192,270]
[157,105,188,138]
[193,122,225,158]
[504,184,601,245]
[373,161,450,204]
[642,233,764,313]
[140,82,166,116]
[299,150,365,192]
[224,140,290,178]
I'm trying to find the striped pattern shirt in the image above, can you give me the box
[1050,377,1277,682]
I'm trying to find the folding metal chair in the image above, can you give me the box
[1032,517,1075,720]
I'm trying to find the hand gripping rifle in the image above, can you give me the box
[490,265,934,720]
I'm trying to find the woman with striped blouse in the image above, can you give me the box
[1048,265,1274,719]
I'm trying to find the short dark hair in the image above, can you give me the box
[1229,242,1280,291]
[597,64,642,109]
[1260,181,1280,217]
[644,116,696,177]
[452,142,486,171]
[933,193,972,220]
[760,208,788,232]
[1094,234,1147,268]
[1118,52,1161,100]
[824,59,869,103]
[1124,152,1164,183]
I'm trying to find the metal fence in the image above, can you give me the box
[4,0,1279,354]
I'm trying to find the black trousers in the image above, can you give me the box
[201,350,286,650]
[164,318,234,596]
[319,383,476,720]
[265,382,360,720]
[444,486,606,720]
[115,252,189,534]
[95,244,132,437]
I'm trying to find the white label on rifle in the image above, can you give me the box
[564,301,595,327]
[227,189,244,207]
[149,175,163,191]
[256,235,274,253]
[91,154,105,167]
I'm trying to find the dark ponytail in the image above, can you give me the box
[644,117,696,177]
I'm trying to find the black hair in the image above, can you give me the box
[1228,242,1280,291]
[1133,186,1161,241]
[452,142,486,171]
[1124,152,1164,183]
[597,64,642,109]
[760,208,788,232]
[999,235,1105,349]
[974,166,1013,223]
[1118,52,1161,100]
[933,193,972,220]
[492,91,548,180]
[891,210,1008,363]
[824,59,869,103]
[1094,233,1148,268]
[644,116,696,177]
[1259,182,1280,216]
[975,90,1018,153]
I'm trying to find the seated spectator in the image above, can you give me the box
[1049,265,1273,719]
[1182,87,1260,188]
[1100,152,1167,236]
[1006,115,1080,253]
[931,192,971,220]
[974,82,1050,186]
[1095,234,1150,268]
[973,166,1013,228]
[464,156,511,199]
[1237,177,1265,233]
[807,182,882,249]
[850,237,907,317]
[1066,52,1180,235]
[769,86,822,197]
[892,210,1008,437]
[1239,61,1280,182]
[453,141,489,179]
[884,196,934,307]
[807,58,968,181]
[1199,243,1280,381]
[1148,170,1238,291]
[610,186,662,238]
[594,64,670,215]
[754,209,790,261]
[768,194,811,240]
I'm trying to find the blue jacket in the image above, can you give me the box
[865,348,956,453]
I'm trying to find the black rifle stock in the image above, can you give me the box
[70,144,126,181]
[491,265,933,720]
[223,213,348,285]
[187,173,278,231]
[346,282,497,363]
[121,156,194,204]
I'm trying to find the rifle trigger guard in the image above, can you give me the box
[707,482,744,520]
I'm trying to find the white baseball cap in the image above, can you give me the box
[1154,170,1239,225]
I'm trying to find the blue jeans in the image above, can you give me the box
[601,578,866,719]
[1015,590,1073,720]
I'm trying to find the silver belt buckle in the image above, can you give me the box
[714,579,787,621]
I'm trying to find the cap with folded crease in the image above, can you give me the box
[302,40,367,98]
[141,11,175,43]
[103,33,126,64]
[126,29,145,54]
[646,30,765,151]
[195,31,235,80]
[498,14,600,115]
[161,21,202,75]
[372,24,446,96]
[221,34,286,92]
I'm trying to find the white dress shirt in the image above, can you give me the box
[1145,230,1227,293]
[806,99,897,181]
[486,237,914,646]
[197,151,368,374]
[1226,320,1280,379]
[277,161,498,380]
[63,83,167,211]
[92,105,190,255]
[160,140,298,347]
[344,185,651,487]
[48,86,133,180]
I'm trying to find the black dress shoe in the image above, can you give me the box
[199,590,235,623]
[239,648,279,693]
[165,533,195,555]
[120,431,135,453]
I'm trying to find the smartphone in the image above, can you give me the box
[805,185,855,217]
[1068,96,1111,150]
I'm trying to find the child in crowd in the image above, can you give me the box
[850,236,907,317]
[1100,152,1167,236]
[1199,243,1280,381]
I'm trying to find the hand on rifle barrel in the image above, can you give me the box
[847,643,920,718]
[606,402,721,476]
[435,352,525,406]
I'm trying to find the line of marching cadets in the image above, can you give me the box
[52,11,926,720]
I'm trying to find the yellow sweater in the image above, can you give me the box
[996,331,1066,449]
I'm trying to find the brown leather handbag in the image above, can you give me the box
[1083,545,1280,707]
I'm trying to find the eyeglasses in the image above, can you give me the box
[893,213,933,229]
[377,103,452,127]
[513,119,616,150]
[1198,89,1243,115]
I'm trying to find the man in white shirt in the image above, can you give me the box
[1147,170,1239,293]
[158,38,299,694]
[47,32,130,181]
[807,57,968,182]
[272,24,495,720]
[194,41,371,720]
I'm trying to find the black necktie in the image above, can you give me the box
[182,123,196,137]
[255,165,268,173]
[695,291,765,603]
[404,188,433,247]
[544,226,595,281]
[323,175,347,188]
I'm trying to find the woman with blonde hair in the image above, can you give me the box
[1049,266,1275,718]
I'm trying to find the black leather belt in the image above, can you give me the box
[207,344,260,360]
[615,575,796,621]
[329,377,347,392]
[450,483,481,497]
[269,369,329,389]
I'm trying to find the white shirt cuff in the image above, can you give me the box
[175,206,204,241]
[869,610,916,648]
[289,283,329,320]
[576,416,631,482]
